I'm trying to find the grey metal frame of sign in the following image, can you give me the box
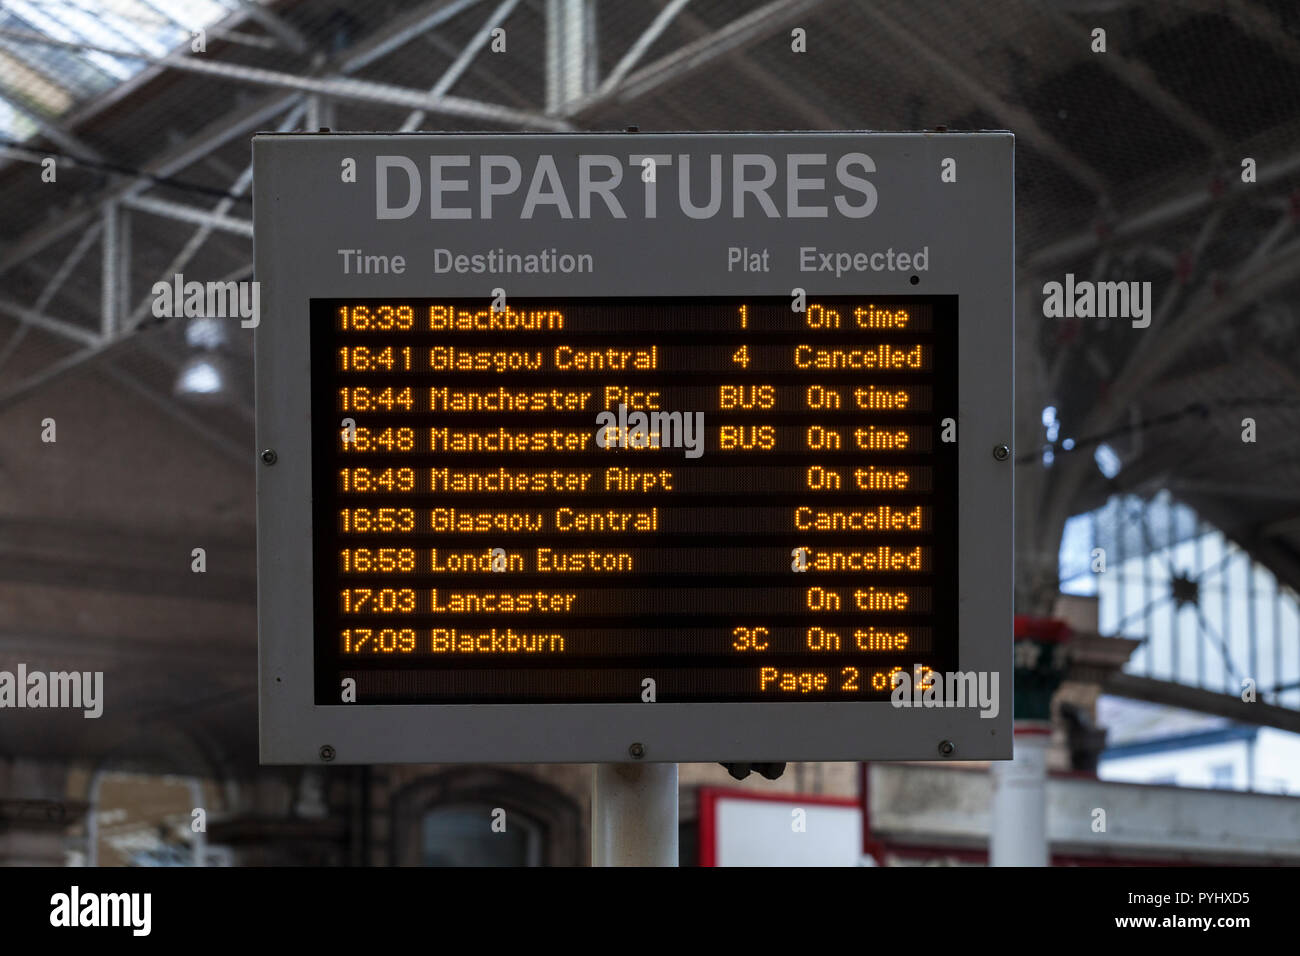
[253,131,1014,765]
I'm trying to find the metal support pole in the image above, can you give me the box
[989,724,1050,866]
[591,763,678,866]
[545,0,595,114]
[306,95,336,131]
[101,202,119,338]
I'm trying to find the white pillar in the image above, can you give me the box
[989,724,1050,866]
[591,763,678,866]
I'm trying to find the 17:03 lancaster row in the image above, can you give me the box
[337,586,927,615]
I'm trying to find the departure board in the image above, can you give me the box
[312,296,957,704]
[254,131,1013,764]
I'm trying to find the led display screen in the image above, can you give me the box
[311,295,957,704]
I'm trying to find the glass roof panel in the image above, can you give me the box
[0,0,238,141]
